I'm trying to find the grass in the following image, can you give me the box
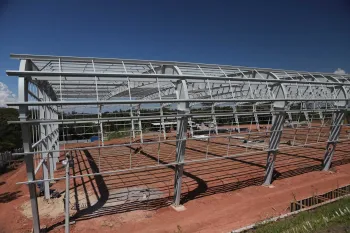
[107,131,130,140]
[107,128,150,141]
[247,197,350,233]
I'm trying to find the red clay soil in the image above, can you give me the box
[1,125,350,233]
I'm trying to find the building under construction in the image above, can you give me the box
[6,54,350,233]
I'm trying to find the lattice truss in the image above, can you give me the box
[5,54,350,233]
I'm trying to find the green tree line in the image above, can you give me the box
[0,108,22,152]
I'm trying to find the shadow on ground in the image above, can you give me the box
[0,191,22,203]
[46,141,350,231]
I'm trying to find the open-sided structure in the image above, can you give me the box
[6,54,350,233]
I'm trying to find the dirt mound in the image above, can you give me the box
[21,190,98,219]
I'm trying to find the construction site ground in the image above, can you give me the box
[1,125,350,233]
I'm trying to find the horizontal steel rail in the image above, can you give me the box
[6,70,350,86]
[15,135,350,186]
[7,109,345,125]
[6,98,348,107]
[11,126,350,158]
[9,53,350,77]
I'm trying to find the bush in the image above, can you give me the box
[107,131,130,140]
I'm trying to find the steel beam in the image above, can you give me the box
[54,105,59,167]
[253,104,260,131]
[263,110,286,185]
[322,111,345,171]
[43,160,50,199]
[211,104,218,134]
[64,157,70,233]
[8,108,343,126]
[160,104,167,139]
[38,87,51,199]
[7,70,350,86]
[319,111,325,125]
[8,53,350,77]
[173,80,190,206]
[47,106,55,180]
[18,60,40,233]
[98,105,104,146]
[136,105,143,143]
[8,97,348,107]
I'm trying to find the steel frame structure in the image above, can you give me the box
[6,54,350,233]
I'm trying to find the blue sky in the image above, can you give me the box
[0,0,349,102]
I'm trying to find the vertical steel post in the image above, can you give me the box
[160,104,167,139]
[263,111,286,185]
[126,77,136,140]
[188,117,194,137]
[323,111,345,171]
[206,79,218,135]
[38,88,50,199]
[48,132,55,180]
[98,105,104,146]
[253,104,260,131]
[173,80,189,206]
[65,158,70,233]
[234,113,240,133]
[227,78,240,133]
[49,150,55,179]
[287,112,294,128]
[55,106,59,167]
[46,95,55,180]
[130,108,136,139]
[211,104,218,135]
[303,108,311,127]
[18,60,40,233]
[137,104,143,143]
[43,160,50,199]
[319,111,325,126]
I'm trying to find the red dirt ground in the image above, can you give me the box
[1,124,350,233]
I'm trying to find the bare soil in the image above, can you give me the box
[0,125,349,233]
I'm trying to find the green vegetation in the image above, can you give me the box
[106,128,150,141]
[248,197,350,233]
[0,108,22,152]
[107,131,131,140]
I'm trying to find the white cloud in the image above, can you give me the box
[334,68,346,75]
[0,82,17,107]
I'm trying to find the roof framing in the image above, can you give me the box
[6,54,349,109]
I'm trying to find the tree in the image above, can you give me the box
[0,108,22,152]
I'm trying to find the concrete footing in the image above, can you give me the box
[171,204,186,212]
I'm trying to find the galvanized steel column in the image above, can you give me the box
[55,106,59,167]
[38,88,50,199]
[160,104,167,139]
[64,157,70,233]
[137,104,143,143]
[322,111,345,171]
[18,60,40,233]
[173,79,189,206]
[48,106,55,180]
[98,105,105,146]
[253,104,260,131]
[211,104,218,135]
[263,110,286,185]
